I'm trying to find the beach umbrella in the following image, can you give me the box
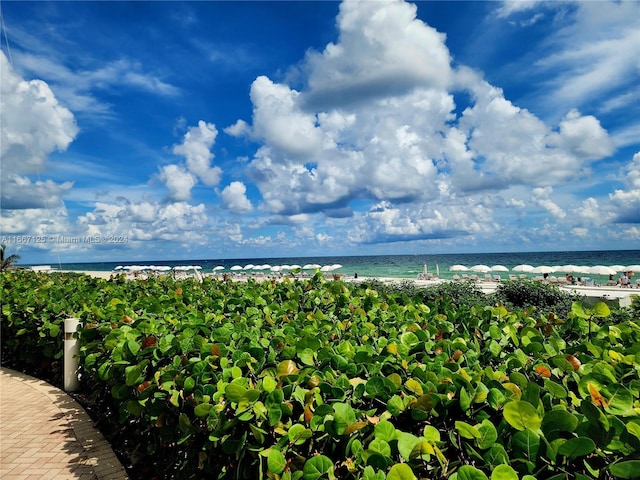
[303,263,321,270]
[624,265,640,272]
[553,265,579,273]
[609,265,625,272]
[470,264,491,273]
[114,265,124,270]
[450,265,469,271]
[512,264,534,272]
[531,265,553,274]
[320,265,332,272]
[588,265,616,276]
[155,266,172,272]
[490,265,509,272]
[213,266,225,271]
[243,264,255,270]
[289,264,302,270]
[270,265,282,272]
[230,265,243,271]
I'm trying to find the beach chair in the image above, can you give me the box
[509,274,518,281]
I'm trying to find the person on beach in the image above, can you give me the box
[618,271,630,287]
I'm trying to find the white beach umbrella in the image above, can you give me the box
[470,264,491,273]
[450,265,469,271]
[554,265,579,273]
[490,265,509,272]
[303,263,321,270]
[155,266,172,272]
[624,265,640,272]
[271,265,282,272]
[114,265,124,270]
[531,265,554,274]
[230,265,243,271]
[320,265,332,272]
[588,265,616,276]
[289,264,302,270]
[512,264,534,272]
[608,265,625,272]
[213,266,225,271]
[243,264,255,270]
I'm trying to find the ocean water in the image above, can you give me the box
[34,250,640,282]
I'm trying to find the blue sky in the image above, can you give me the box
[1,0,639,264]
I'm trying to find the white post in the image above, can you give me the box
[64,318,82,392]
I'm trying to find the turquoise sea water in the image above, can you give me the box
[33,250,640,282]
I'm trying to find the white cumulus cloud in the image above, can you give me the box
[221,181,253,214]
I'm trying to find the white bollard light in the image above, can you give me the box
[64,317,82,392]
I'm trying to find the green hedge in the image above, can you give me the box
[1,270,639,479]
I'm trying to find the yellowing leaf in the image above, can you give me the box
[588,382,609,407]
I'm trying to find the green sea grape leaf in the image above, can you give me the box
[456,465,489,480]
[456,421,481,440]
[557,437,596,459]
[332,402,356,435]
[409,441,434,459]
[511,429,540,463]
[267,449,286,474]
[367,438,391,458]
[302,455,334,480]
[374,420,396,442]
[262,375,277,393]
[225,383,247,402]
[603,385,634,416]
[477,419,498,449]
[610,461,640,478]
[125,362,146,386]
[626,422,640,441]
[194,402,211,418]
[503,401,542,431]
[362,466,385,480]
[387,463,417,480]
[387,395,405,416]
[396,431,420,462]
[541,409,578,436]
[490,465,518,480]
[288,424,312,445]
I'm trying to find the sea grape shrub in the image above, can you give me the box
[0,270,94,383]
[491,279,582,317]
[3,270,640,480]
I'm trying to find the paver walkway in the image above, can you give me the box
[0,368,129,479]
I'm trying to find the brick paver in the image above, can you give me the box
[0,368,128,479]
